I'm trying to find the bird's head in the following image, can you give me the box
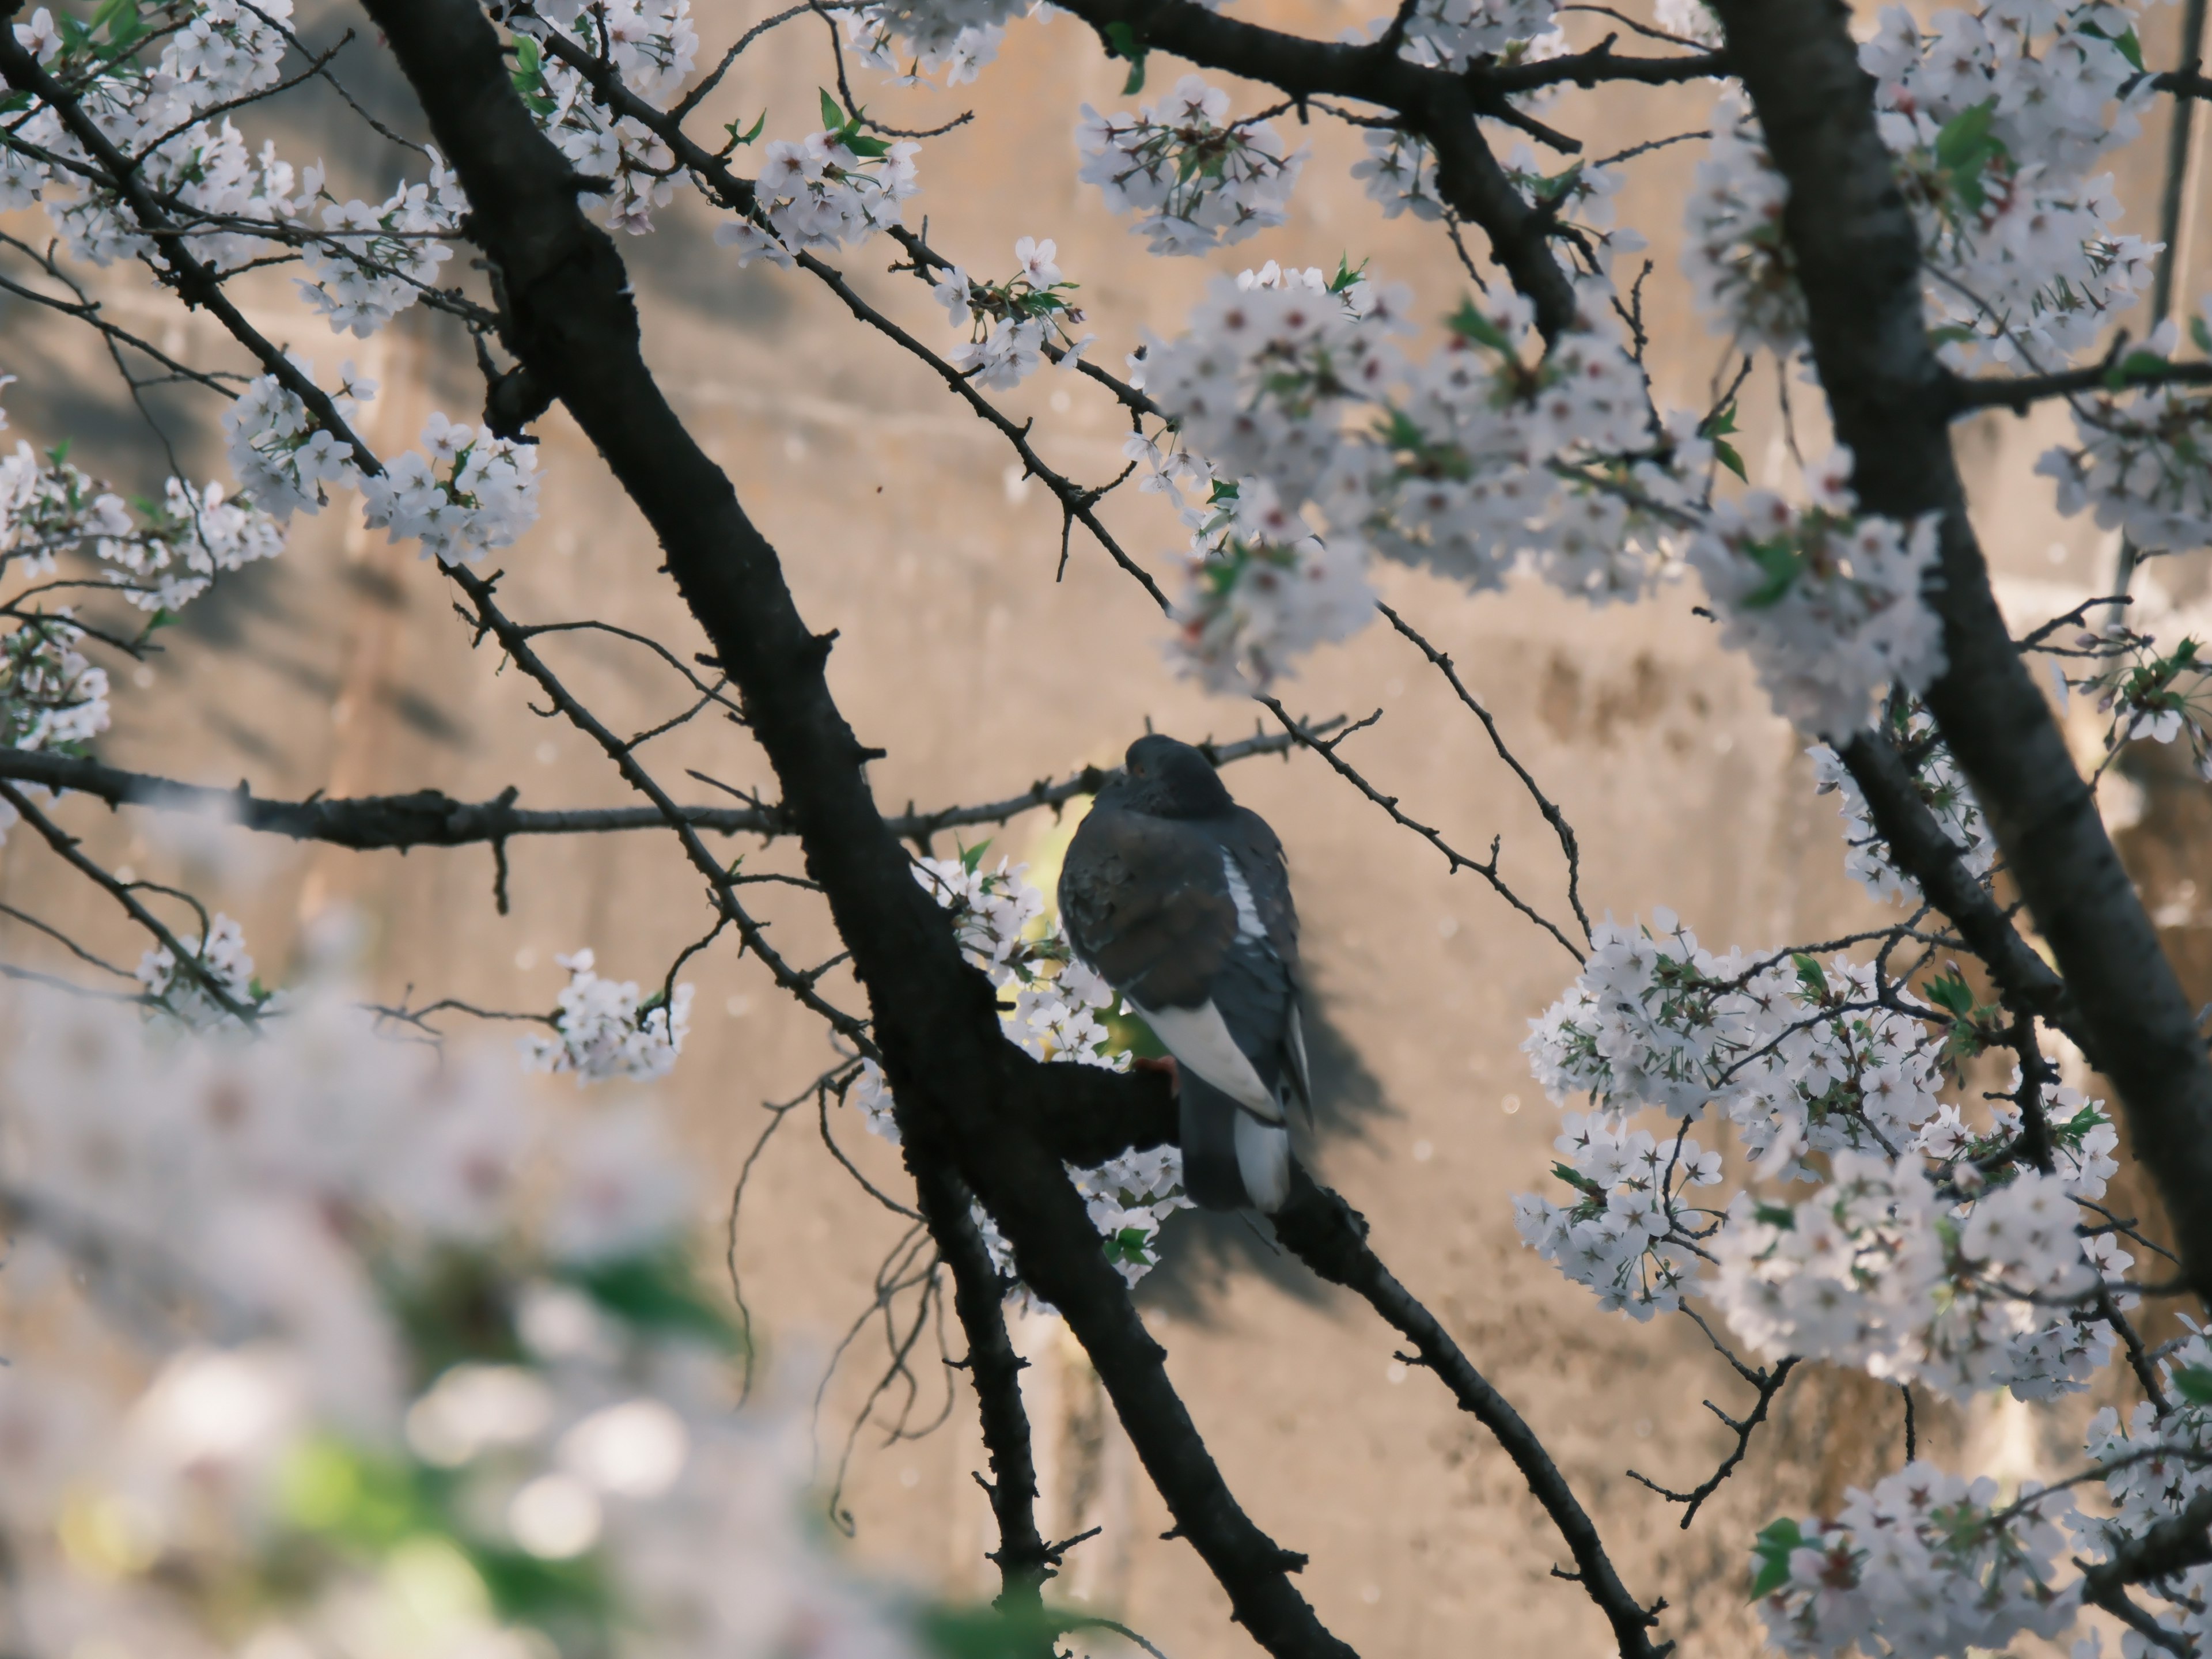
[1114,733,1236,819]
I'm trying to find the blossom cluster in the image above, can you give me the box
[1858,2,2157,370]
[9,1,469,332]
[2067,626,2212,777]
[2078,1326,2212,1654]
[834,0,1027,77]
[1808,706,1994,906]
[2,432,283,611]
[1520,895,2134,1403]
[715,101,921,268]
[1143,269,1693,687]
[1362,0,1558,71]
[1709,1152,2126,1399]
[1523,910,1949,1166]
[0,611,107,757]
[1684,452,1945,738]
[510,0,698,235]
[933,235,1093,389]
[1689,7,2158,372]
[1076,77,1306,256]
[521,948,696,1083]
[1684,94,1805,354]
[6,2,300,268]
[1511,1113,1724,1319]
[359,412,544,566]
[1752,1462,2080,1659]
[1350,129,1444,221]
[135,912,270,1029]
[854,845,1192,1289]
[0,983,925,1659]
[224,370,543,563]
[2037,313,2212,556]
[294,152,468,334]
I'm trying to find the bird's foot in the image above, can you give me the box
[1131,1054,1181,1095]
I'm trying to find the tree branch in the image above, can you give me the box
[355,6,1356,1653]
[1270,1167,1670,1659]
[1709,0,2212,1305]
[0,726,1325,852]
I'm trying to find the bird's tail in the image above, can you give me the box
[1180,1073,1291,1213]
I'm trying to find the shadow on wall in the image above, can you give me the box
[1135,988,1391,1318]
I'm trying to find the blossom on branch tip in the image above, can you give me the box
[520,949,694,1084]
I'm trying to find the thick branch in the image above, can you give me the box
[1709,0,2212,1304]
[910,1160,1053,1621]
[357,7,1354,1654]
[1835,730,2091,1055]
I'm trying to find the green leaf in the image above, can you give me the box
[1931,99,2006,214]
[1446,297,1513,353]
[844,132,893,158]
[960,838,992,874]
[1933,99,1998,172]
[560,1251,743,1351]
[2107,349,2173,389]
[2114,26,2145,70]
[1713,438,1747,482]
[922,1603,1075,1659]
[2174,1365,2212,1406]
[1328,252,1369,294]
[1552,1160,1605,1198]
[727,111,767,147]
[2191,313,2212,357]
[1738,536,1802,609]
[1928,324,1979,346]
[1923,969,1976,1017]
[1791,953,1828,1000]
[1753,1202,1796,1230]
[820,86,846,130]
[1103,22,1147,92]
[1749,1517,1806,1601]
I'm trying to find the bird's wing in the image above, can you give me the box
[1218,811,1311,1119]
[1059,805,1289,1119]
[1058,804,1238,1010]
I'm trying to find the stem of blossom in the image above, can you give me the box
[358,9,1355,1654]
[1709,0,2212,1305]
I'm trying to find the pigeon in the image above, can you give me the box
[1058,734,1310,1212]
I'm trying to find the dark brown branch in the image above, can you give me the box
[0,781,255,1022]
[355,7,1356,1654]
[1710,0,2212,1304]
[1835,730,2090,1056]
[1627,1353,1798,1529]
[0,725,1324,851]
[1946,357,2212,415]
[1256,696,1585,961]
[910,1161,1054,1623]
[1377,601,1590,944]
[1270,1166,1671,1659]
[2079,1487,2212,1652]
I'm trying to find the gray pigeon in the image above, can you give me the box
[1058,734,1310,1212]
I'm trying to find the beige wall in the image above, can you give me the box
[5,3,2211,1654]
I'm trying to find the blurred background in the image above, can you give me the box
[4,0,2211,1652]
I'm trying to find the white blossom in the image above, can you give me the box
[521,949,695,1083]
[1076,77,1306,255]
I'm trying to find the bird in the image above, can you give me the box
[1058,733,1310,1213]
